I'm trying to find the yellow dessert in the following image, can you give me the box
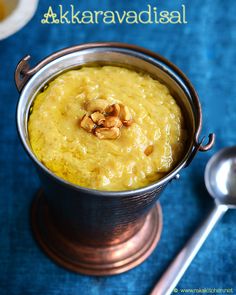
[28,66,187,191]
[0,0,6,21]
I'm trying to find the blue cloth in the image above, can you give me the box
[0,0,236,294]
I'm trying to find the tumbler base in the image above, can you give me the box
[31,190,163,276]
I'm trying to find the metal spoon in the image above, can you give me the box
[151,146,236,295]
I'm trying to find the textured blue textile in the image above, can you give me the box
[0,0,236,294]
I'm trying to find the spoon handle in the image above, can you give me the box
[150,203,228,295]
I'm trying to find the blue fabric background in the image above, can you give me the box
[0,0,236,294]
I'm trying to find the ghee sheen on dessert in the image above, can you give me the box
[28,66,187,191]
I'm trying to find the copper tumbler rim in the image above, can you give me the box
[16,42,215,197]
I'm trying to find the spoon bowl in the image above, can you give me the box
[151,146,236,295]
[205,146,236,207]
